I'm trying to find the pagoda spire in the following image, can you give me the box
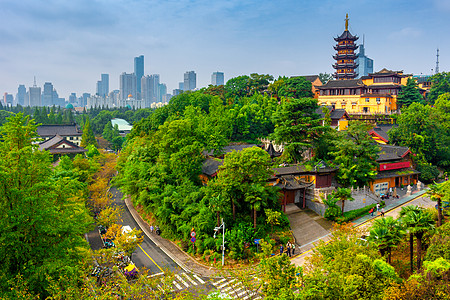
[345,13,349,31]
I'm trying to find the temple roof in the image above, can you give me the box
[317,78,365,89]
[334,30,358,41]
[369,68,410,77]
[37,124,82,137]
[377,144,411,162]
[272,175,314,190]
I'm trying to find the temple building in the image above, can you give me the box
[333,14,359,80]
[317,68,412,114]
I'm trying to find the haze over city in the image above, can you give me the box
[1,0,449,98]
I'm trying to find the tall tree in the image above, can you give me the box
[0,113,91,297]
[427,181,448,227]
[334,187,354,216]
[397,77,425,108]
[270,97,324,163]
[331,122,379,188]
[367,216,404,264]
[400,206,435,271]
[80,116,98,148]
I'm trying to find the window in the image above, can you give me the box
[70,137,73,140]
[365,98,370,102]
[363,107,369,113]
[376,98,381,104]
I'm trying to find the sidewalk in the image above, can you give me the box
[125,196,219,278]
[290,188,431,267]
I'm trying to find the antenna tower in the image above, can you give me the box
[436,48,439,74]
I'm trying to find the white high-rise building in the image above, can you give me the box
[211,72,224,86]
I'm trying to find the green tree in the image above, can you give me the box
[265,208,282,233]
[259,255,301,299]
[323,193,342,221]
[400,206,435,271]
[80,116,98,148]
[428,72,450,104]
[269,76,313,99]
[427,181,449,227]
[331,121,379,188]
[367,216,404,264]
[319,72,333,84]
[0,113,91,298]
[397,77,425,108]
[334,187,354,216]
[270,97,324,163]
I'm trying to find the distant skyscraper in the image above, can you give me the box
[16,84,26,106]
[179,82,184,90]
[69,93,77,104]
[28,78,41,107]
[158,83,167,102]
[134,55,144,98]
[3,93,13,106]
[96,74,109,97]
[120,72,137,100]
[211,72,224,86]
[173,89,183,96]
[101,74,109,96]
[183,71,196,91]
[42,82,54,106]
[356,43,373,78]
[141,74,160,107]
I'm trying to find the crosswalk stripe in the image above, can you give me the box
[212,278,227,286]
[182,273,198,286]
[217,278,235,289]
[193,274,205,284]
[172,280,182,290]
[175,274,189,288]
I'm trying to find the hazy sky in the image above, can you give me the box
[1,0,449,99]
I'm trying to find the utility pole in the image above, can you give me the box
[214,218,225,266]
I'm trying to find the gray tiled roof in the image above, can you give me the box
[201,158,223,176]
[317,79,364,89]
[37,124,82,137]
[377,144,410,162]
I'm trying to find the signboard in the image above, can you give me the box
[254,239,261,245]
[374,182,389,196]
[191,237,196,243]
[190,231,196,238]
[379,161,410,171]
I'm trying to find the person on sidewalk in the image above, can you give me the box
[292,243,296,255]
[381,208,385,217]
[369,208,374,217]
[286,242,291,257]
[150,225,154,233]
[280,244,284,255]
[376,203,380,212]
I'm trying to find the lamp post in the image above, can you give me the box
[214,218,225,266]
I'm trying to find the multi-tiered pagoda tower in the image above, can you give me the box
[333,14,359,80]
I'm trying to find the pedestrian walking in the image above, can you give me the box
[280,244,284,255]
[369,208,374,217]
[150,225,154,233]
[376,203,380,212]
[381,208,385,217]
[292,243,296,255]
[286,242,291,257]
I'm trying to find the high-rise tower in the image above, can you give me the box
[211,72,224,86]
[184,71,196,91]
[333,14,359,80]
[119,72,137,101]
[134,55,144,98]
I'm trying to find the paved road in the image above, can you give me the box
[110,187,179,274]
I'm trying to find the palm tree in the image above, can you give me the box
[334,187,354,217]
[399,205,421,272]
[400,207,435,271]
[427,182,448,227]
[367,216,404,264]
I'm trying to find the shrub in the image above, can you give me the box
[417,161,439,183]
[336,202,385,223]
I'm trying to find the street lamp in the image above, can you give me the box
[214,218,225,266]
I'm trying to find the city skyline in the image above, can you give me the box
[0,0,449,99]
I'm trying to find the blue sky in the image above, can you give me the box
[1,0,449,99]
